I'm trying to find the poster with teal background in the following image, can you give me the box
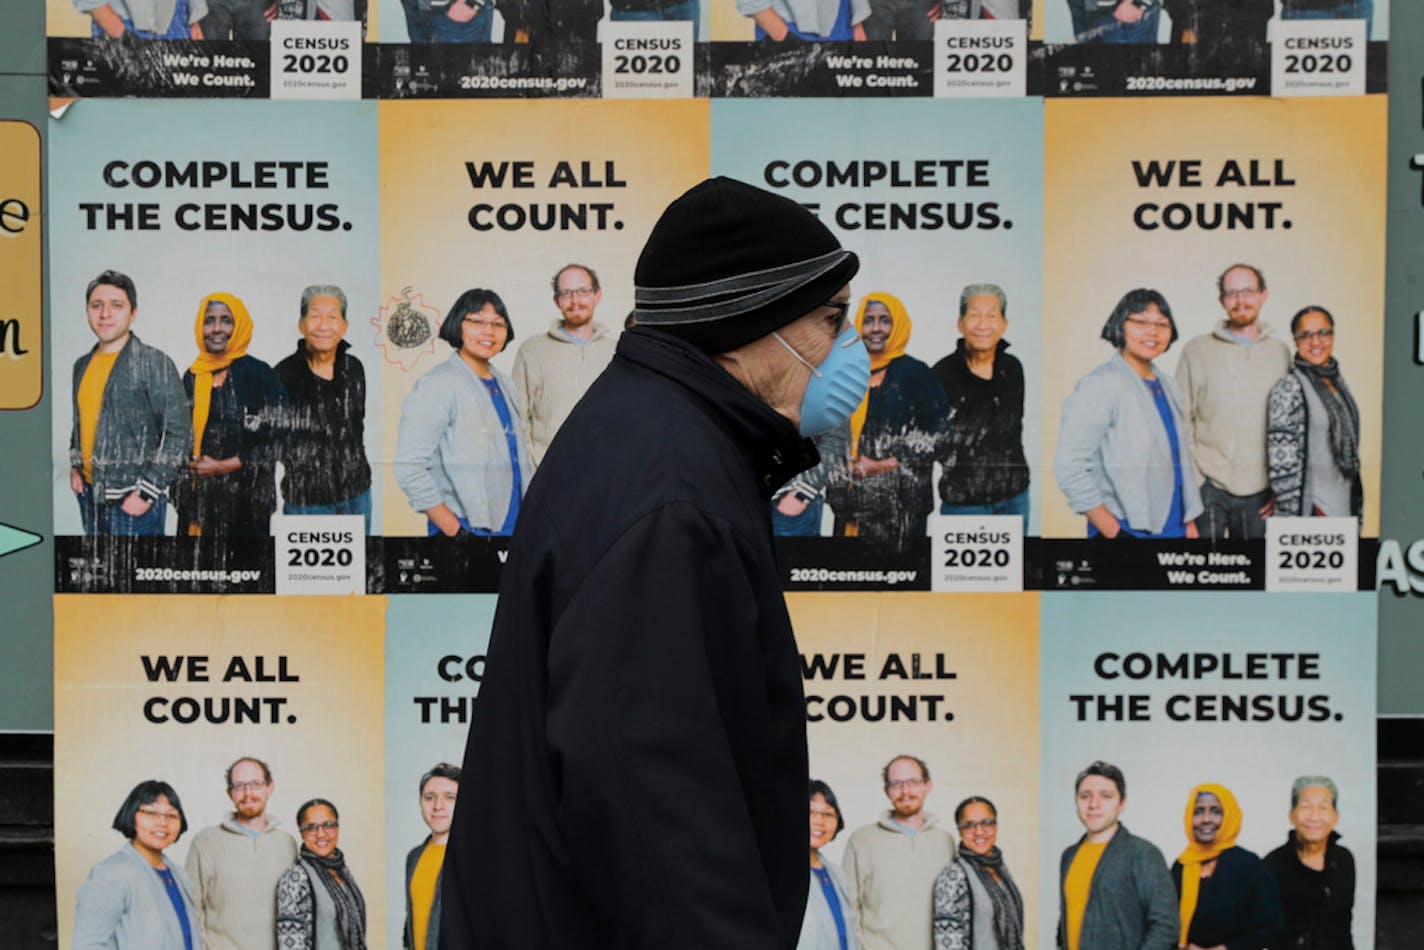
[47,99,382,541]
[383,594,496,950]
[712,97,1045,539]
[1038,591,1376,949]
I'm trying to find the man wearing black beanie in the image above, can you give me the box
[441,177,864,948]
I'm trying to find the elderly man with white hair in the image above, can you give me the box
[1262,775,1356,949]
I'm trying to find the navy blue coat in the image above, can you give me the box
[441,328,817,949]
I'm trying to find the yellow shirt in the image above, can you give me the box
[78,351,120,484]
[410,842,446,950]
[1064,839,1109,950]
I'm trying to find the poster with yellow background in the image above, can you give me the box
[54,595,387,950]
[376,98,709,536]
[790,591,1041,948]
[1042,95,1385,538]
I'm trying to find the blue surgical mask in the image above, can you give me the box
[773,325,871,437]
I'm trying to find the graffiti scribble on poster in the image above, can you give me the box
[375,287,439,371]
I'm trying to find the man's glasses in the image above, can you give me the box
[229,781,269,793]
[555,287,596,302]
[1221,287,1262,302]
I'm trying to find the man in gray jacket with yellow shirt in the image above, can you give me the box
[1058,761,1177,950]
[1175,263,1292,540]
[842,755,956,950]
[70,270,190,536]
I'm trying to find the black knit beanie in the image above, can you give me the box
[633,177,860,352]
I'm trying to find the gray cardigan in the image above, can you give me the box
[394,353,533,530]
[73,844,203,950]
[70,333,191,505]
[1054,353,1203,534]
[799,858,859,950]
[1056,824,1177,950]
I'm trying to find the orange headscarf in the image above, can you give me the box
[188,292,254,459]
[1176,783,1243,946]
[848,292,913,458]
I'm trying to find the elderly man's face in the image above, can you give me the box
[300,295,348,356]
[959,293,1006,357]
[1290,785,1339,846]
[713,284,852,431]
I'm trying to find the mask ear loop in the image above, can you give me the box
[772,332,823,379]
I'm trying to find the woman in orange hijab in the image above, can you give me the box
[825,292,949,546]
[1170,783,1282,950]
[175,293,287,537]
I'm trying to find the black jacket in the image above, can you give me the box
[932,339,1029,507]
[441,328,816,949]
[1263,832,1355,949]
[176,354,288,535]
[274,340,372,507]
[1171,845,1284,950]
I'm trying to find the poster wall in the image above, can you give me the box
[791,592,1042,948]
[1038,591,1376,950]
[1041,95,1385,577]
[48,99,381,592]
[54,594,388,950]
[24,0,1410,942]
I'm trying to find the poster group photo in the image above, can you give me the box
[1040,96,1384,572]
[49,99,380,590]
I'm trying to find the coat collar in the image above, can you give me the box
[615,328,818,495]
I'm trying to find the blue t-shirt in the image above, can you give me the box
[1140,377,1186,538]
[480,376,523,535]
[812,864,849,950]
[153,865,194,950]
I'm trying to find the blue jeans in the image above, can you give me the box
[93,0,191,38]
[940,488,1029,524]
[611,0,700,41]
[772,496,824,537]
[428,1,494,42]
[400,0,432,41]
[77,485,167,536]
[1281,1,1372,36]
[285,489,372,535]
[756,1,854,40]
[1069,5,1160,44]
[427,515,509,537]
